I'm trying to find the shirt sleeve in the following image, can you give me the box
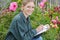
[16,19,37,38]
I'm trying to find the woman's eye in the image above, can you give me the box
[27,6,34,8]
[27,6,30,8]
[32,7,34,8]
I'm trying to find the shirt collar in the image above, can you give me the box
[19,12,30,23]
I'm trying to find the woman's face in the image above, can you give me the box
[22,2,35,16]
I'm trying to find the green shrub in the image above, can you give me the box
[0,7,60,40]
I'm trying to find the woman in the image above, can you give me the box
[5,0,48,40]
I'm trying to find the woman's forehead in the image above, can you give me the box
[25,2,35,7]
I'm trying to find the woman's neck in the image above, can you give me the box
[23,11,29,18]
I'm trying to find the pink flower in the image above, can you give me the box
[52,20,57,24]
[56,16,59,21]
[53,24,58,28]
[55,16,60,24]
[57,21,60,24]
[9,2,18,11]
[39,2,45,8]
[42,0,47,3]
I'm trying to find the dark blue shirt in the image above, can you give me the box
[5,12,37,40]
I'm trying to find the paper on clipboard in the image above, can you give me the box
[34,24,50,37]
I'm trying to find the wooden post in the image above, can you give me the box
[56,0,58,6]
[36,0,37,7]
[50,0,51,8]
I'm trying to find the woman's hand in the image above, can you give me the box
[36,25,44,33]
[36,24,50,33]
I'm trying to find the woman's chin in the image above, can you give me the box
[28,13,32,15]
[26,12,32,16]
